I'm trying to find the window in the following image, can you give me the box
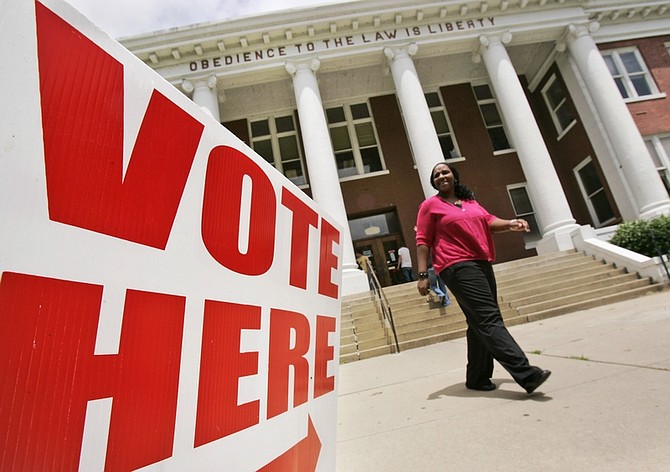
[644,134,670,195]
[348,211,401,241]
[574,158,616,227]
[602,48,660,101]
[472,84,513,153]
[425,91,461,159]
[541,74,576,137]
[506,184,542,246]
[249,113,306,186]
[326,102,385,180]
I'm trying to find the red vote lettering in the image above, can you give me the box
[36,1,204,250]
[281,188,319,289]
[0,272,185,472]
[201,146,277,275]
[319,219,340,299]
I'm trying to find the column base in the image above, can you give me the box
[638,199,670,220]
[341,268,370,297]
[535,223,581,254]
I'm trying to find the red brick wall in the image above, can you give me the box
[599,35,670,136]
[343,94,425,257]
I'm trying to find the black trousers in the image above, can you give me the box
[441,260,541,387]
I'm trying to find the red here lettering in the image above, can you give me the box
[314,315,336,398]
[267,309,311,419]
[195,300,261,446]
[0,272,185,472]
[201,146,277,275]
[36,2,204,250]
[281,187,319,289]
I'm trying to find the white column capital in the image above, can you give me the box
[472,31,512,63]
[285,58,321,76]
[181,74,218,94]
[555,21,600,53]
[182,74,221,121]
[181,79,193,94]
[555,22,600,52]
[383,43,418,63]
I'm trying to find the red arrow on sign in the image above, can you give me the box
[258,415,322,471]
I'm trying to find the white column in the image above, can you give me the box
[564,23,670,219]
[384,44,444,198]
[474,33,579,252]
[181,75,221,122]
[285,59,368,296]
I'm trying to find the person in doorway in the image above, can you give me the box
[397,245,416,283]
[356,252,374,290]
[415,162,551,394]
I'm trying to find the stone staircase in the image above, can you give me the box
[340,250,667,364]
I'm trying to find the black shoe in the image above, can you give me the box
[466,382,497,392]
[524,370,551,394]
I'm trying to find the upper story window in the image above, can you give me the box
[644,134,670,196]
[541,74,576,138]
[425,91,461,160]
[602,47,660,101]
[507,183,542,247]
[326,102,385,180]
[250,113,306,187]
[472,83,513,153]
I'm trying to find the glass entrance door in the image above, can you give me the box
[354,234,405,287]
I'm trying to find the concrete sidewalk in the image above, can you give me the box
[336,290,670,471]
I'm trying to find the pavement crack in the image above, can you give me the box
[530,352,670,372]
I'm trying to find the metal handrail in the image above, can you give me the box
[363,260,400,354]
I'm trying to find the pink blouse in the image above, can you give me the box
[415,196,497,275]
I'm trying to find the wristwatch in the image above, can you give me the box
[418,271,429,279]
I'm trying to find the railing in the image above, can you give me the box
[649,227,670,284]
[363,260,401,354]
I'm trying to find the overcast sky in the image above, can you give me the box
[64,0,348,39]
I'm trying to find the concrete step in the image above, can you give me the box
[498,267,629,302]
[495,258,606,287]
[507,283,666,325]
[515,277,653,315]
[508,272,641,307]
[339,250,667,364]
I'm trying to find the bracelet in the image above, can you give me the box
[418,272,429,279]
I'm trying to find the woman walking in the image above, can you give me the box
[415,162,551,394]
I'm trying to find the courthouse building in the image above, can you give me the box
[121,0,670,295]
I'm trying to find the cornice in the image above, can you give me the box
[584,0,670,41]
[122,0,589,68]
[118,0,669,89]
